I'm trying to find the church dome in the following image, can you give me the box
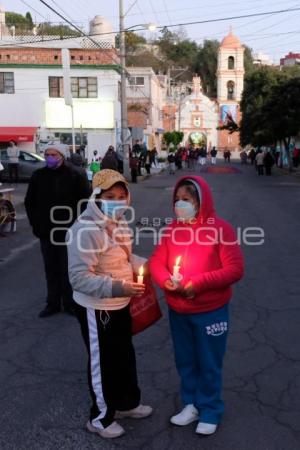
[221,31,242,49]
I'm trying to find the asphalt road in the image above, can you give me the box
[1,163,300,450]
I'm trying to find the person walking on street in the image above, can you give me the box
[149,176,244,436]
[255,150,265,175]
[7,141,20,183]
[67,169,152,439]
[210,147,217,165]
[224,149,231,163]
[130,152,139,183]
[248,148,256,165]
[168,152,176,174]
[144,151,152,174]
[25,143,91,318]
[264,151,274,176]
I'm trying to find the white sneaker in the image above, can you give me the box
[196,422,217,435]
[86,420,125,439]
[170,404,199,426]
[115,404,153,419]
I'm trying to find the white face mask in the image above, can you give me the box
[174,200,197,221]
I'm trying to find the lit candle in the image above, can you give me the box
[173,256,181,278]
[137,266,144,284]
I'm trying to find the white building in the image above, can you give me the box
[0,8,121,161]
[126,67,166,150]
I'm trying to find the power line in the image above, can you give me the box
[5,4,300,46]
[20,0,49,22]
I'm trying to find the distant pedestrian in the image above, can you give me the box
[240,150,247,165]
[149,175,244,436]
[168,152,176,174]
[130,152,139,183]
[24,143,91,318]
[224,149,231,163]
[144,151,152,174]
[255,150,265,175]
[70,149,85,168]
[210,147,217,165]
[150,147,158,167]
[264,151,274,175]
[7,141,20,183]
[248,148,256,165]
[101,146,118,171]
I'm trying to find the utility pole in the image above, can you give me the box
[119,0,130,180]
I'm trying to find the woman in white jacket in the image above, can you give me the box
[67,169,152,439]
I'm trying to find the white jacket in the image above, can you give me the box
[67,199,145,310]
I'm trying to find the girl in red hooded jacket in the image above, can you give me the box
[149,176,244,436]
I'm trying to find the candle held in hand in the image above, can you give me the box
[173,256,181,278]
[137,266,144,284]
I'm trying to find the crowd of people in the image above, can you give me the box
[167,146,219,174]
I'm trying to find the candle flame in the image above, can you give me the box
[176,256,181,266]
[139,266,144,276]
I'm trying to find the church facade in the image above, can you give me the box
[169,30,245,153]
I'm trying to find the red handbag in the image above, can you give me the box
[130,274,162,335]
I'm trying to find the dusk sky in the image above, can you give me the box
[5,0,300,62]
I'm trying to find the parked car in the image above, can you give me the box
[0,149,45,181]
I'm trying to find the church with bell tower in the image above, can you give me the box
[170,29,245,153]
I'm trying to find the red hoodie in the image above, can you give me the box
[149,175,244,314]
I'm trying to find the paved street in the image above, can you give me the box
[1,163,300,450]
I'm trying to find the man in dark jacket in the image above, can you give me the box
[25,143,91,318]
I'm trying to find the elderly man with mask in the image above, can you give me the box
[25,143,91,318]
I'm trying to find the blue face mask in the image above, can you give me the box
[174,200,197,221]
[100,199,127,220]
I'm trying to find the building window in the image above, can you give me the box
[48,76,98,98]
[228,56,235,70]
[227,80,235,100]
[49,76,64,97]
[129,76,145,86]
[0,72,15,94]
[71,77,97,98]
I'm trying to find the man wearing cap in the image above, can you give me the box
[25,143,91,318]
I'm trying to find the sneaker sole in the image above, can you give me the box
[115,411,153,419]
[86,422,125,439]
[170,416,198,426]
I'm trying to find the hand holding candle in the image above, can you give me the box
[137,265,144,284]
[171,256,183,285]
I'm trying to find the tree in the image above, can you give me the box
[195,40,220,97]
[115,31,146,52]
[244,45,254,74]
[36,22,81,37]
[6,11,33,33]
[240,67,281,147]
[263,76,300,170]
[163,131,184,149]
[25,12,33,28]
[156,29,198,81]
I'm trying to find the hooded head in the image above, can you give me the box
[91,169,130,221]
[44,143,70,169]
[173,175,215,223]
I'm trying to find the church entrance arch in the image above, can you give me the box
[189,132,207,147]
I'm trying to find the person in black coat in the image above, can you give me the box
[25,143,91,318]
[101,146,119,171]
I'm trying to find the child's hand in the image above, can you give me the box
[123,282,145,296]
[183,281,196,299]
[164,279,184,294]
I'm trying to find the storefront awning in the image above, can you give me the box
[0,127,37,143]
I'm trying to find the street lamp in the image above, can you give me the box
[119,0,156,180]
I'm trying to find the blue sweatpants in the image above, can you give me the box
[169,304,229,424]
